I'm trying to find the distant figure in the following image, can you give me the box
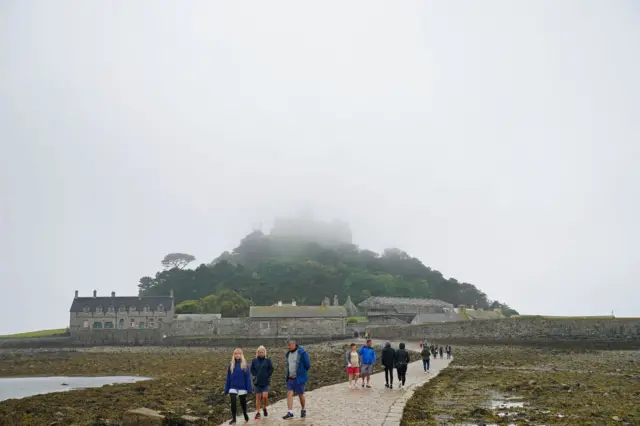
[439,346,444,359]
[420,344,431,373]
[446,345,452,359]
[250,345,274,420]
[419,340,423,348]
[354,329,359,339]
[364,330,369,340]
[224,348,252,424]
[381,341,396,389]
[395,343,410,389]
[431,344,437,359]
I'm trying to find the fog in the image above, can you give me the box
[1,1,639,334]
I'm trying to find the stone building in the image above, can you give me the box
[69,290,175,331]
[358,296,460,324]
[249,304,347,338]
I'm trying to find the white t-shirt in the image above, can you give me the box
[228,388,248,395]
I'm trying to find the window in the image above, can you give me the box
[108,305,114,313]
[129,306,136,313]
[96,306,103,314]
[260,321,270,330]
[139,322,146,329]
[118,319,125,329]
[92,321,103,329]
[82,306,90,313]
[149,320,155,328]
[83,320,89,328]
[130,319,135,328]
[157,304,164,312]
[143,305,150,313]
[104,321,114,329]
[119,305,126,313]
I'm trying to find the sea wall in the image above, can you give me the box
[370,317,640,348]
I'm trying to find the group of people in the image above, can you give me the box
[223,339,310,425]
[418,339,452,373]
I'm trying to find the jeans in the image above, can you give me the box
[397,366,407,386]
[422,359,430,371]
[384,366,393,385]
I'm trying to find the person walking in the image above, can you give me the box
[381,341,396,389]
[250,345,274,420]
[446,344,452,359]
[439,345,444,359]
[283,339,311,420]
[358,339,377,388]
[345,343,360,389]
[420,343,431,373]
[224,348,252,425]
[395,342,410,389]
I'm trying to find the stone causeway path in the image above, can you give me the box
[219,340,452,426]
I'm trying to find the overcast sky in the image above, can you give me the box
[1,1,639,334]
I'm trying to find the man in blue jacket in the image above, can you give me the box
[283,338,311,420]
[358,339,377,388]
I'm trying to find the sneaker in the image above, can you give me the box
[385,383,389,388]
[361,382,364,388]
[301,409,306,418]
[228,420,236,425]
[254,412,261,420]
[366,385,372,388]
[244,413,249,422]
[263,408,268,417]
[282,412,294,420]
[390,384,393,389]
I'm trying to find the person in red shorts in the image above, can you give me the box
[345,343,360,389]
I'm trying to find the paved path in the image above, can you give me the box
[219,341,452,426]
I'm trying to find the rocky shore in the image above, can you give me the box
[0,342,390,425]
[401,345,640,425]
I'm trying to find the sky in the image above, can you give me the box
[1,1,639,334]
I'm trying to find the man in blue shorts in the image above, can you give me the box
[283,339,311,420]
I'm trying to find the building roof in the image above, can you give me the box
[250,306,347,319]
[358,296,454,309]
[70,296,173,313]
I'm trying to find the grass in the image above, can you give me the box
[0,329,66,339]
[347,316,368,323]
[401,345,640,425]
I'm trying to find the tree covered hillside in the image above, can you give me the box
[138,227,517,316]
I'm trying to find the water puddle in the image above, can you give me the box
[0,376,152,401]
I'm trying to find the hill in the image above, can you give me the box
[138,222,517,316]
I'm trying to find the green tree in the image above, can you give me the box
[161,253,196,269]
[175,299,201,314]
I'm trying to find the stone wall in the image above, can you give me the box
[370,317,640,348]
[169,317,346,338]
[71,329,166,345]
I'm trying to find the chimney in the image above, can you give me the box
[170,288,174,298]
[111,291,115,297]
[291,299,297,307]
[277,301,282,307]
[93,290,97,298]
[74,290,78,298]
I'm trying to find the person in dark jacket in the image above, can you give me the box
[420,344,431,373]
[224,348,253,425]
[381,341,396,389]
[283,339,311,420]
[395,342,410,389]
[250,345,274,420]
[439,345,444,359]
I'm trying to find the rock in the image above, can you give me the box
[123,408,165,426]
[181,414,205,424]
[61,383,68,386]
[54,412,64,418]
[612,416,621,421]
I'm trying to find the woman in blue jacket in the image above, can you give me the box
[224,348,253,425]
[250,345,274,420]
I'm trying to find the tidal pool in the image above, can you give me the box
[0,376,152,402]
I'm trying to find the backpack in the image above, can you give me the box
[395,350,408,368]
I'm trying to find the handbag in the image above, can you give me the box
[253,358,265,386]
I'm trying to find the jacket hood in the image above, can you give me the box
[399,343,406,349]
[384,342,391,348]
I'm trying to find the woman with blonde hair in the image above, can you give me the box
[250,345,274,420]
[224,348,252,425]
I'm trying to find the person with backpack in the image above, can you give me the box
[439,345,444,359]
[420,343,431,373]
[446,344,452,359]
[381,341,396,389]
[250,345,274,420]
[395,342,410,389]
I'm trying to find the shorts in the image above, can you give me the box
[286,379,306,395]
[346,366,360,375]
[254,384,270,393]
[360,363,373,376]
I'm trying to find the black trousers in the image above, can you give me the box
[384,366,393,385]
[397,366,408,386]
[230,393,247,420]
